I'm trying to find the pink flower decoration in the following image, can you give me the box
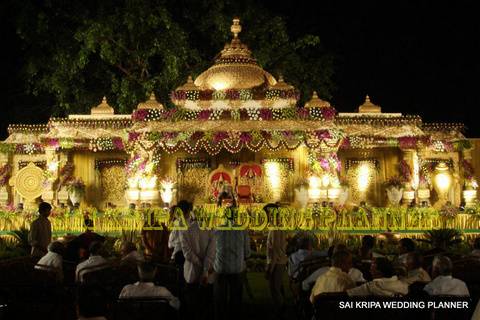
[198,110,212,120]
[47,139,60,148]
[213,131,229,143]
[398,136,417,149]
[297,108,310,119]
[240,132,252,143]
[320,158,330,171]
[321,107,337,120]
[128,132,141,142]
[259,108,273,120]
[315,130,331,140]
[132,109,148,121]
[112,137,124,150]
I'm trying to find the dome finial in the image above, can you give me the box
[305,91,331,108]
[358,94,381,113]
[91,95,114,115]
[231,18,241,39]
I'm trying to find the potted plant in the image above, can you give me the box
[384,176,404,206]
[67,178,86,205]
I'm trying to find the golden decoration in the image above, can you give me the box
[177,75,199,91]
[14,162,44,201]
[91,96,115,115]
[137,92,164,110]
[100,165,126,204]
[305,91,331,108]
[270,75,294,90]
[194,18,277,90]
[358,95,381,113]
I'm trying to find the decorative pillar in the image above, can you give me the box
[416,149,431,206]
[462,147,477,207]
[42,146,59,203]
[0,152,12,206]
[401,149,417,206]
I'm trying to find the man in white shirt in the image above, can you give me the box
[302,244,365,291]
[35,241,64,281]
[76,241,109,283]
[348,257,408,296]
[120,241,144,263]
[119,262,180,310]
[310,250,355,303]
[424,255,469,296]
[402,251,431,285]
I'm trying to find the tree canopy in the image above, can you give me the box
[14,0,334,115]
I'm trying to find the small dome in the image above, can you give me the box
[91,96,114,115]
[194,18,277,90]
[358,95,381,113]
[137,92,164,109]
[305,91,331,108]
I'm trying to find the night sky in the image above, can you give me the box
[1,1,479,138]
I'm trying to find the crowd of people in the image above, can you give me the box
[24,199,480,319]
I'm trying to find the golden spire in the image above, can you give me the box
[177,75,199,91]
[305,91,331,108]
[270,74,294,90]
[137,92,164,109]
[231,18,242,39]
[358,94,381,113]
[91,96,114,115]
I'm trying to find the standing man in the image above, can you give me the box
[265,203,288,316]
[213,200,251,320]
[28,202,52,258]
[179,200,216,319]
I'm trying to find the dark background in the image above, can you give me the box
[1,0,479,138]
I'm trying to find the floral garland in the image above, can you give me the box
[430,140,454,153]
[14,143,44,155]
[135,129,341,155]
[0,164,11,187]
[89,137,125,152]
[439,203,459,219]
[131,106,337,122]
[399,160,412,182]
[171,88,299,102]
[57,163,74,190]
[462,159,477,189]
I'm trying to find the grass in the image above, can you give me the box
[244,271,296,320]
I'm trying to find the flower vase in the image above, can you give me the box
[386,187,403,206]
[69,189,84,205]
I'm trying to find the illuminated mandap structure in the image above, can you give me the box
[1,19,480,234]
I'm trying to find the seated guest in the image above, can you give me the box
[348,257,408,296]
[397,238,415,265]
[119,262,180,310]
[424,256,469,296]
[35,241,64,281]
[77,285,108,320]
[288,236,324,278]
[358,235,383,263]
[303,245,364,291]
[402,251,431,285]
[310,250,355,303]
[471,237,480,258]
[121,241,144,263]
[76,241,109,283]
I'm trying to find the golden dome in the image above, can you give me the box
[91,96,114,115]
[305,91,331,108]
[137,92,164,109]
[358,95,381,113]
[194,18,277,90]
[177,75,200,91]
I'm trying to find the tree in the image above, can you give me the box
[15,0,334,115]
